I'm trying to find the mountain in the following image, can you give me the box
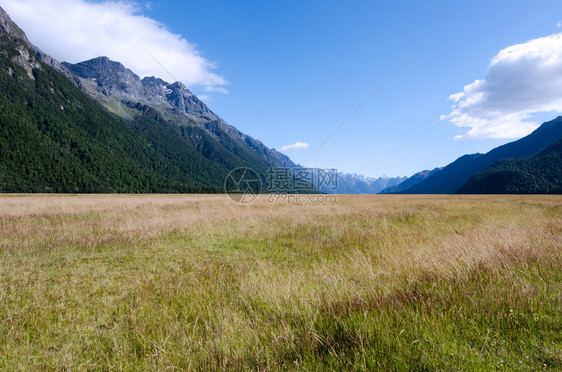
[323,173,406,194]
[379,167,441,194]
[0,7,223,192]
[400,117,562,194]
[0,6,294,193]
[62,57,294,169]
[458,139,562,194]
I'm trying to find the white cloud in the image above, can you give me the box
[196,94,211,102]
[442,33,562,139]
[279,142,309,151]
[0,0,227,92]
[558,21,562,28]
[204,86,229,94]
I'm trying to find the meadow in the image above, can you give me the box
[0,194,560,371]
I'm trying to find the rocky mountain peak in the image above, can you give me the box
[62,57,144,97]
[64,55,220,120]
[165,81,213,117]
[78,57,131,76]
[141,76,168,95]
[168,81,192,94]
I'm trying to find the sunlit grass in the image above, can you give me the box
[0,194,560,370]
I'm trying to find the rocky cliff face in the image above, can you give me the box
[0,6,78,83]
[0,7,27,42]
[0,7,40,79]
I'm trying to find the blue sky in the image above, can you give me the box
[4,0,562,177]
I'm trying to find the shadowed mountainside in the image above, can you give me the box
[401,117,562,194]
[459,138,562,194]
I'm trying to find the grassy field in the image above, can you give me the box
[0,194,560,371]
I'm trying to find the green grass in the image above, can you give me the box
[0,195,560,370]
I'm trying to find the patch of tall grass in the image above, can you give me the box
[0,195,560,370]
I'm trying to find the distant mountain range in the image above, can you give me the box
[325,174,406,194]
[379,168,441,194]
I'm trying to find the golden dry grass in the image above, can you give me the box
[0,194,560,370]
